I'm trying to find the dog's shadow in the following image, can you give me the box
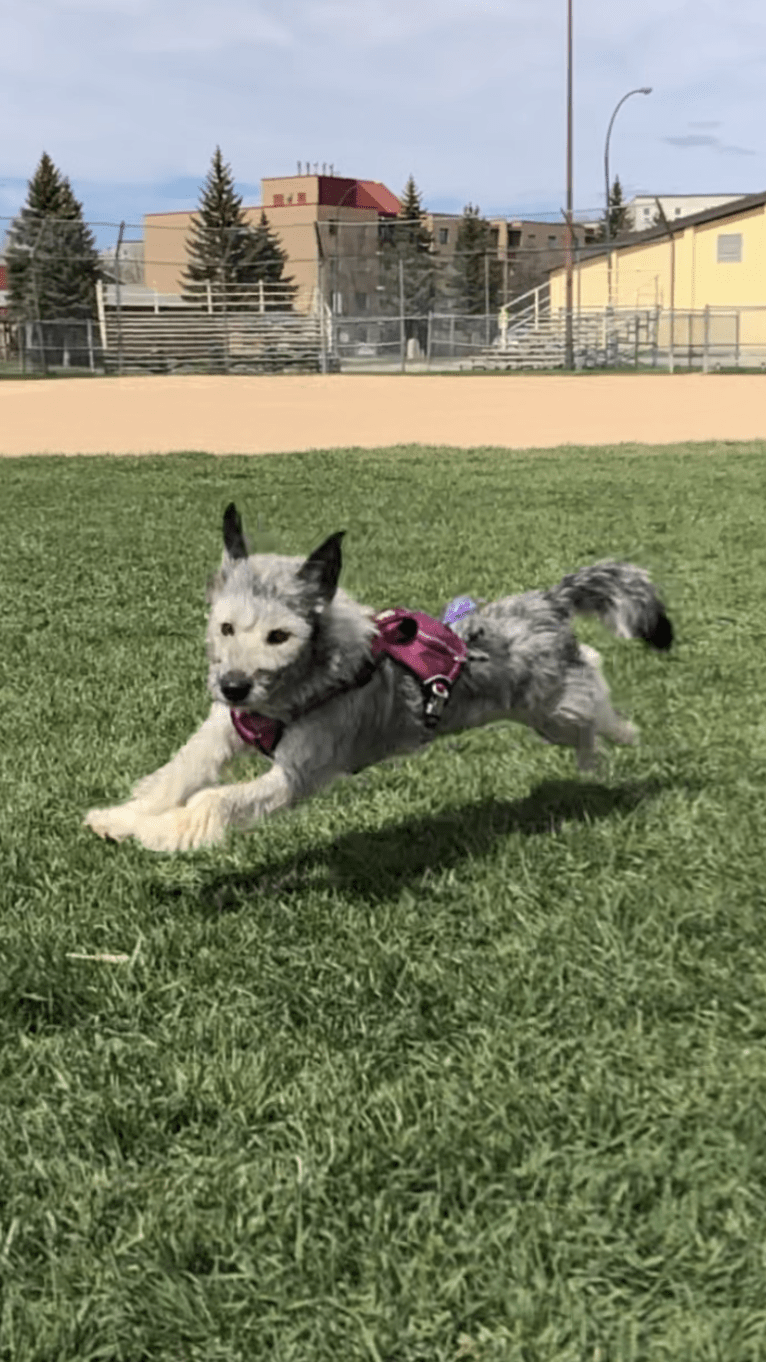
[197,775,675,912]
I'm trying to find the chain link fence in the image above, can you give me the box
[3,214,766,375]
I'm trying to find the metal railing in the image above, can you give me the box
[7,295,766,377]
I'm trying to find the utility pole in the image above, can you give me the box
[564,0,574,370]
[654,197,676,373]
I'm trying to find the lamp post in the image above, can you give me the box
[604,86,651,312]
[604,87,652,240]
[564,0,574,369]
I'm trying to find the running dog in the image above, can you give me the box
[84,504,673,853]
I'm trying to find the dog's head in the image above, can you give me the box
[206,503,345,713]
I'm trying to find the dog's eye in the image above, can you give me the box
[221,622,235,636]
[266,629,291,645]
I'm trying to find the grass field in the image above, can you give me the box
[1,441,766,1361]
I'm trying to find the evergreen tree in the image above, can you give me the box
[183,148,295,310]
[451,204,502,315]
[6,152,100,321]
[52,177,101,316]
[247,211,297,310]
[602,176,632,240]
[377,175,438,346]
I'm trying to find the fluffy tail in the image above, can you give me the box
[549,561,673,650]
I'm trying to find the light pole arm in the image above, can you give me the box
[604,86,652,238]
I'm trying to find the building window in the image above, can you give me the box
[717,233,743,263]
[354,292,367,312]
[439,228,449,245]
[273,194,284,206]
[508,229,522,249]
[548,234,557,247]
[297,192,306,205]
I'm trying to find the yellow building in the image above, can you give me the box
[550,190,766,314]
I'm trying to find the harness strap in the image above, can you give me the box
[230,607,469,754]
[371,608,468,726]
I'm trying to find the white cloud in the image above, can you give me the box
[1,0,764,227]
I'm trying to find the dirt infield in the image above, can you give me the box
[1,372,766,457]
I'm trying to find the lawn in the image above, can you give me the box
[1,441,765,1361]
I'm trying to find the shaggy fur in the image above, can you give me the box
[85,505,673,853]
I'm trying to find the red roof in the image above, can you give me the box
[355,181,401,216]
[315,176,400,216]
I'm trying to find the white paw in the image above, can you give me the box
[132,790,228,853]
[84,801,145,842]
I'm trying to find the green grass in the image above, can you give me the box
[1,441,766,1361]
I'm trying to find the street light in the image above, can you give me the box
[604,87,652,239]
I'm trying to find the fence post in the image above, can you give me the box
[399,256,405,373]
[87,317,94,372]
[95,278,107,355]
[735,311,740,370]
[114,221,125,375]
[426,311,433,371]
[220,264,230,373]
[703,305,710,373]
[318,259,327,374]
[484,252,490,349]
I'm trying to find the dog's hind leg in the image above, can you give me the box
[85,702,245,843]
[580,645,638,752]
[534,646,637,773]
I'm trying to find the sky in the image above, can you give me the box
[1,0,765,249]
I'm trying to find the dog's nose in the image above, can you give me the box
[220,671,252,704]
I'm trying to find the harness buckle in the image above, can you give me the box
[423,679,451,727]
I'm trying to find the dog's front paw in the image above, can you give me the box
[132,790,228,853]
[84,801,144,843]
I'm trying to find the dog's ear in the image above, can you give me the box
[298,531,345,603]
[222,502,249,562]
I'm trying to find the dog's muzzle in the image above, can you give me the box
[219,671,252,705]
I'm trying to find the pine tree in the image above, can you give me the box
[247,211,297,311]
[377,176,437,346]
[183,149,295,310]
[6,152,100,322]
[602,176,632,240]
[451,204,502,315]
[50,177,101,316]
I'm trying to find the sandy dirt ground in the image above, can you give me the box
[1,372,766,457]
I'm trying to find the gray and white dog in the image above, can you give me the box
[85,504,673,853]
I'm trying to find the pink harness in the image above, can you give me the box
[231,608,468,758]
